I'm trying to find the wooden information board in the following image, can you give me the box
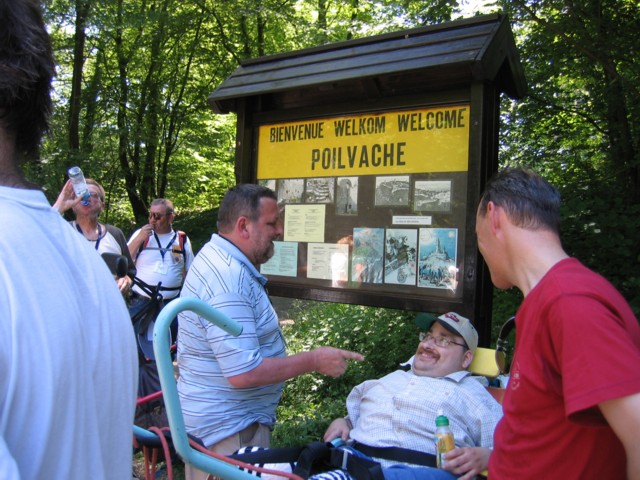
[256,104,471,304]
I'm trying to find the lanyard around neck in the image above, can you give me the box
[76,222,102,251]
[153,230,177,262]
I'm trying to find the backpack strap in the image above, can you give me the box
[176,230,188,276]
[136,235,151,260]
[177,230,187,255]
[136,230,187,257]
[136,230,189,278]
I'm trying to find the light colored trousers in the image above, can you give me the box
[185,422,271,480]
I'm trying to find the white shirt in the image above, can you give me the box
[347,369,502,467]
[129,229,194,299]
[0,186,138,479]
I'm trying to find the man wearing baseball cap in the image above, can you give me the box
[417,311,479,349]
[316,312,501,480]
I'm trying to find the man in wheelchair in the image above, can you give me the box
[307,312,501,480]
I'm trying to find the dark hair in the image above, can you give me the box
[478,168,561,234]
[217,184,277,232]
[0,0,55,159]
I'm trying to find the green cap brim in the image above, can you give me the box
[415,312,438,330]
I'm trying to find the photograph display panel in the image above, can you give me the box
[257,104,470,301]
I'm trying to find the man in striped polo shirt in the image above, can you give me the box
[177,184,364,480]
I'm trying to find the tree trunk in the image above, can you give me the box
[68,0,91,157]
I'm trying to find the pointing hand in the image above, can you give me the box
[312,346,364,377]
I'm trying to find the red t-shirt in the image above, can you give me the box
[489,258,640,479]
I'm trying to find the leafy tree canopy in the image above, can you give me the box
[31,0,639,314]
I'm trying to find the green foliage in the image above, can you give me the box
[559,181,640,314]
[272,301,418,447]
[165,114,237,215]
[38,0,243,222]
[34,0,461,226]
[497,0,640,316]
[490,289,522,342]
[176,208,219,254]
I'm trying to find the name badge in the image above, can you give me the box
[154,261,169,275]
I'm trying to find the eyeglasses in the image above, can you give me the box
[419,332,467,349]
[149,212,166,220]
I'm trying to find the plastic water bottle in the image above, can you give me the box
[434,413,455,469]
[67,166,90,206]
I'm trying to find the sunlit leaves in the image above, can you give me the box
[497,0,639,313]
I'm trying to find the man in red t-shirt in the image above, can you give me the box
[476,168,640,479]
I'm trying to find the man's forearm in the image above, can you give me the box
[227,346,363,388]
[227,352,317,388]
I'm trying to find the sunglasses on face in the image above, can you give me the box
[149,212,166,220]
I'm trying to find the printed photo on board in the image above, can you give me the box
[414,180,452,212]
[418,228,458,291]
[336,177,358,215]
[277,178,304,204]
[305,177,335,203]
[351,227,384,284]
[375,175,410,206]
[384,228,417,285]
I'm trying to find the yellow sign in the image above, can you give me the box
[257,105,469,179]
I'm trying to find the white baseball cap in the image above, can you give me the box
[416,311,478,351]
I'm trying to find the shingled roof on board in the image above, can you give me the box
[208,14,526,114]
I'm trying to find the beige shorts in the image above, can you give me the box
[184,422,271,480]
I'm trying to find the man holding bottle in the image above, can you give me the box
[316,312,501,480]
[53,177,136,293]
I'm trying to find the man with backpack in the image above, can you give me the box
[127,198,194,427]
[128,198,194,305]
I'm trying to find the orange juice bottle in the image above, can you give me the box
[434,414,455,468]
